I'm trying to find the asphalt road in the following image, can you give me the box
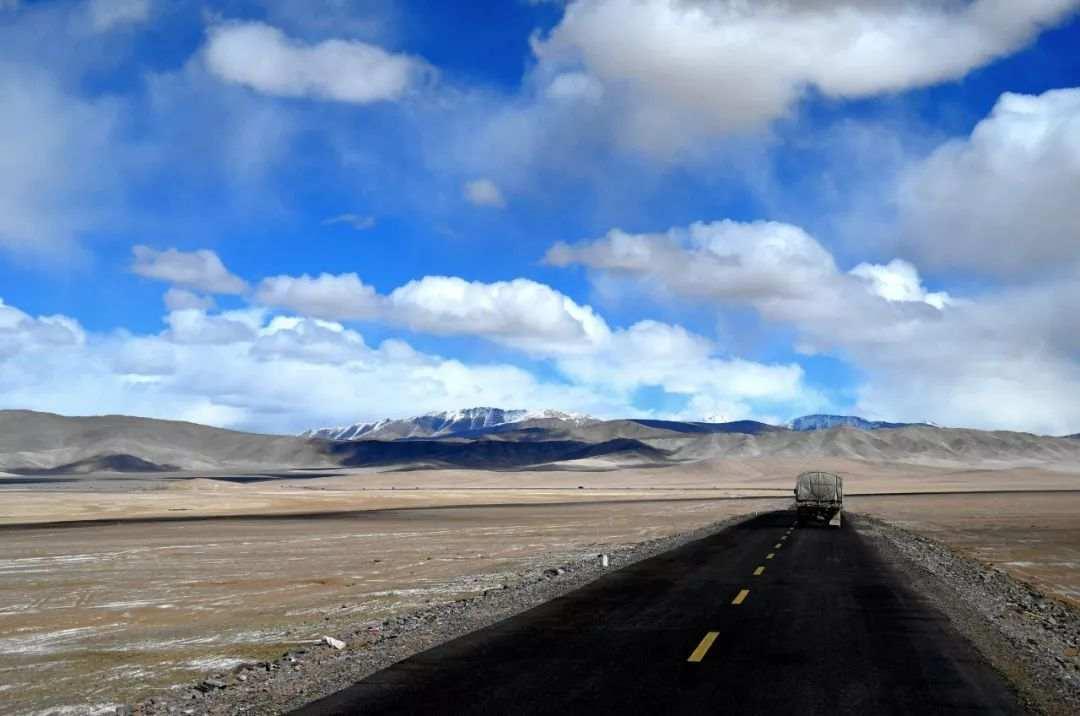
[292,510,1022,715]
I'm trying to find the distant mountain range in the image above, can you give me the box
[303,409,927,442]
[4,408,1080,476]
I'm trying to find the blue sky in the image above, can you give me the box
[2,0,1080,435]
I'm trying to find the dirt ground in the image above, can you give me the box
[849,491,1080,608]
[1,459,1078,715]
[0,496,776,716]
[3,457,1077,527]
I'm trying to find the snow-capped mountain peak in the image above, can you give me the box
[302,407,595,441]
[787,414,926,431]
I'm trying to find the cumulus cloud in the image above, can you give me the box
[203,21,432,104]
[0,296,580,432]
[88,0,150,33]
[163,288,215,312]
[132,246,248,294]
[544,72,605,103]
[534,0,1079,153]
[163,308,260,345]
[849,259,951,310]
[387,276,611,355]
[249,267,816,415]
[462,178,506,208]
[102,255,820,425]
[548,220,838,302]
[255,271,609,355]
[898,87,1080,276]
[0,293,809,432]
[549,218,1080,434]
[0,298,85,359]
[548,219,952,350]
[254,273,381,320]
[251,316,369,365]
[555,319,812,417]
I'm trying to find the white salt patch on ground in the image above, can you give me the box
[27,704,120,716]
[0,624,126,656]
[182,656,247,671]
[1002,561,1080,568]
[95,600,157,610]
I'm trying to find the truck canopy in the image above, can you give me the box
[795,471,843,502]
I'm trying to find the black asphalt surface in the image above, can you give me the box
[291,511,1022,715]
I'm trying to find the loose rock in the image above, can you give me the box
[322,635,346,650]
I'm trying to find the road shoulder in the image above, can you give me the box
[855,514,1080,715]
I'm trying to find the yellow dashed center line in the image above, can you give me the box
[774,542,782,549]
[766,552,775,559]
[753,566,765,576]
[731,589,750,605]
[687,631,719,662]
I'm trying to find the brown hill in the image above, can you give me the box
[2,410,1079,474]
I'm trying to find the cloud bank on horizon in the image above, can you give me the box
[1,0,1079,436]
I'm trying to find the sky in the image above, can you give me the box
[2,0,1080,436]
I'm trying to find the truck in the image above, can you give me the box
[794,471,843,528]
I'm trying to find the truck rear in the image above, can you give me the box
[794,471,843,528]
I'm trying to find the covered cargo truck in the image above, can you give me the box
[794,471,843,528]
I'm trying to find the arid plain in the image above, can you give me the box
[2,457,1079,715]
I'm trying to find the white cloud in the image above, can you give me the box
[555,319,812,418]
[254,273,381,321]
[203,21,432,104]
[534,0,1080,153]
[110,336,176,376]
[252,316,369,365]
[544,72,604,103]
[548,220,838,302]
[132,246,249,294]
[850,259,951,310]
[462,178,506,208]
[322,213,376,230]
[0,295,619,432]
[898,87,1080,276]
[88,0,150,33]
[548,218,1080,434]
[387,276,611,355]
[255,271,610,355]
[0,292,819,432]
[164,308,261,345]
[0,298,85,359]
[106,254,825,426]
[0,63,120,258]
[163,288,215,312]
[548,220,951,354]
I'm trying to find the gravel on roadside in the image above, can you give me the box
[854,513,1080,715]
